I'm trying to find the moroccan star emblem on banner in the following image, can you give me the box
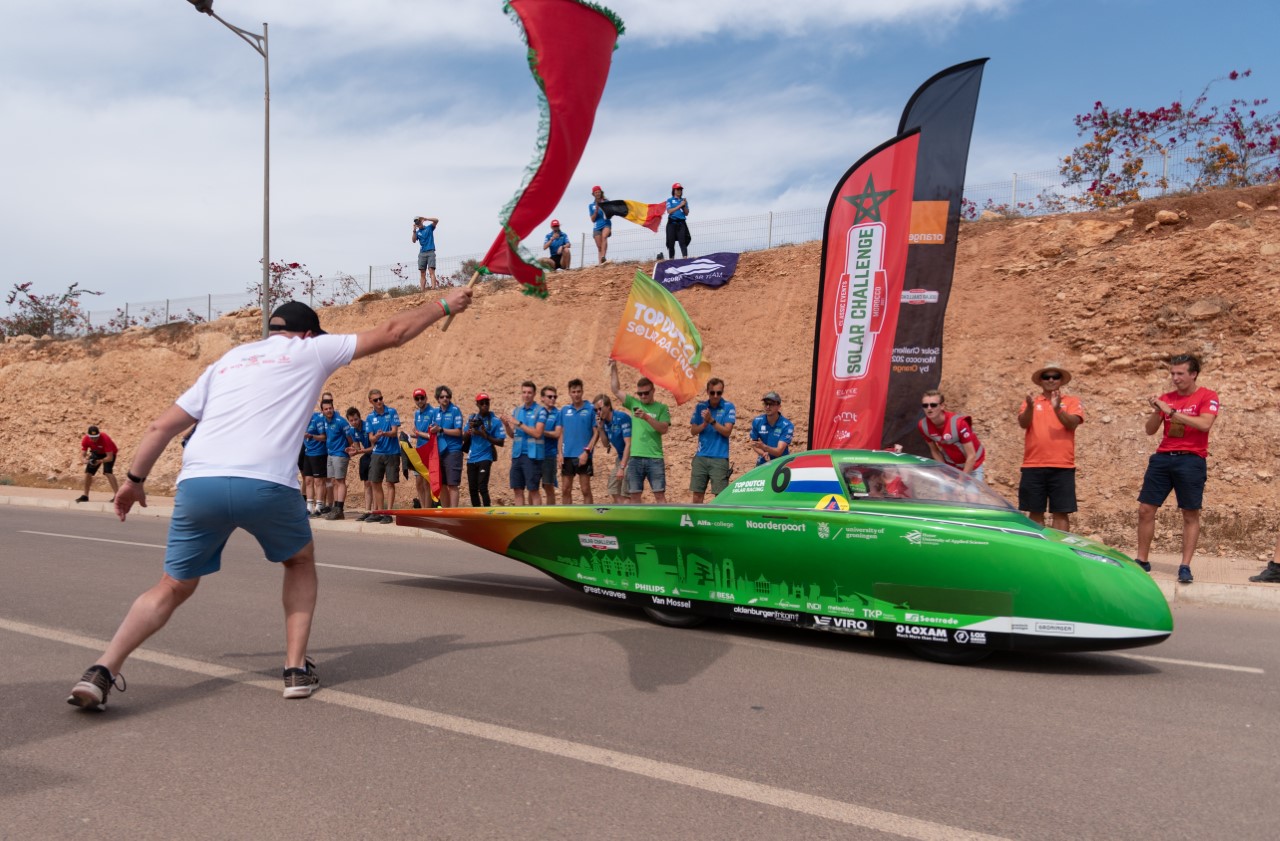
[841,174,896,224]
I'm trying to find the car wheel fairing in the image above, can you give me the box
[907,642,993,665]
[643,606,706,628]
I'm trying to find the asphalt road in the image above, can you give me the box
[2,506,1275,840]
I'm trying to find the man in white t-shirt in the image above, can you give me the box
[67,290,472,711]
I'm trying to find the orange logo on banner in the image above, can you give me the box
[908,200,948,245]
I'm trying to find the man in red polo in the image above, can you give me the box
[918,390,986,482]
[77,425,119,503]
[1135,353,1220,584]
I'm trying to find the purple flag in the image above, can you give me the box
[655,253,741,291]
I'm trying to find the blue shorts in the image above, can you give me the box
[164,477,312,580]
[627,456,666,494]
[1138,451,1206,510]
[510,455,542,491]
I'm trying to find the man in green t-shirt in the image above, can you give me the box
[609,359,670,502]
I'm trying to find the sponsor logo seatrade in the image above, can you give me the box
[745,520,807,533]
[904,611,960,626]
[578,533,619,550]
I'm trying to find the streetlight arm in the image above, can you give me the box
[186,2,265,59]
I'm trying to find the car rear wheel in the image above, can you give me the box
[907,642,992,665]
[642,606,705,628]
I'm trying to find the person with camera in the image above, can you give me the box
[542,219,572,270]
[77,425,119,503]
[463,393,506,507]
[412,215,440,291]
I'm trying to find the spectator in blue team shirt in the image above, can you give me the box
[750,391,795,465]
[320,400,356,520]
[542,219,572,270]
[410,387,435,508]
[501,381,548,506]
[364,388,402,523]
[559,378,600,504]
[593,394,632,504]
[539,385,562,506]
[689,377,736,502]
[665,182,691,260]
[302,407,328,516]
[345,407,375,521]
[413,215,440,291]
[431,385,465,508]
[463,392,506,507]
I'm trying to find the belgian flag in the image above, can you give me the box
[598,199,665,232]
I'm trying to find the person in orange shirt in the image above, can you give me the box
[1017,364,1084,531]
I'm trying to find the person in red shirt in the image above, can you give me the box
[77,425,119,503]
[1135,353,1220,584]
[1017,364,1085,531]
[917,390,986,482]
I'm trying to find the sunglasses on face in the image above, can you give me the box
[414,396,426,401]
[764,400,779,406]
[637,390,652,397]
[1041,373,1062,381]
[708,390,723,396]
[921,402,940,408]
[371,397,384,403]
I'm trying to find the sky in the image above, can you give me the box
[2,0,1277,313]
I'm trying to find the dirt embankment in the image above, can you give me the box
[3,185,1278,557]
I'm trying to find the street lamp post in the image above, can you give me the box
[188,1,271,338]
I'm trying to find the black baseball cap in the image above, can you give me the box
[87,425,100,437]
[269,301,326,335]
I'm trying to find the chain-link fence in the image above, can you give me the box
[80,142,1271,331]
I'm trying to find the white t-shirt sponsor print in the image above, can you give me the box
[176,333,356,488]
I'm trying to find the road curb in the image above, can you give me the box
[1153,578,1280,612]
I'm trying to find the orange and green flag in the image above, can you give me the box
[610,270,711,404]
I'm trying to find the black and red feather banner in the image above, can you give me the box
[808,131,920,450]
[881,59,987,450]
[479,0,624,297]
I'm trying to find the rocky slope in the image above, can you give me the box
[3,184,1277,557]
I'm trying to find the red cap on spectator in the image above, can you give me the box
[475,392,490,402]
[672,182,683,190]
[550,219,560,227]
[591,185,602,193]
[412,388,427,398]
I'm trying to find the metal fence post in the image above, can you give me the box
[124,303,129,325]
[368,266,373,293]
[208,294,212,322]
[1011,172,1018,208]
[767,211,773,249]
[165,300,170,323]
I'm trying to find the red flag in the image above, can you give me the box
[418,434,442,503]
[479,0,624,297]
[808,130,919,449]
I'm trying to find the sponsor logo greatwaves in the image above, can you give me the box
[583,585,626,600]
[746,520,807,533]
[1035,621,1076,635]
[578,533,619,551]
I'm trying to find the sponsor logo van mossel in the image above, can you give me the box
[578,533,619,550]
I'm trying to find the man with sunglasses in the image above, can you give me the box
[410,388,435,508]
[1135,353,1219,584]
[68,290,472,710]
[366,389,403,522]
[431,385,465,508]
[917,390,986,481]
[749,391,794,465]
[1017,364,1084,531]
[610,360,670,503]
[690,378,736,502]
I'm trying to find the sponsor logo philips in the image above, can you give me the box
[583,585,626,600]
[894,624,950,641]
[634,582,666,594]
[1035,622,1076,635]
[745,520,807,533]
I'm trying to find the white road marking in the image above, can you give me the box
[19,530,166,549]
[1112,653,1265,674]
[3,616,1010,841]
[16,530,548,592]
